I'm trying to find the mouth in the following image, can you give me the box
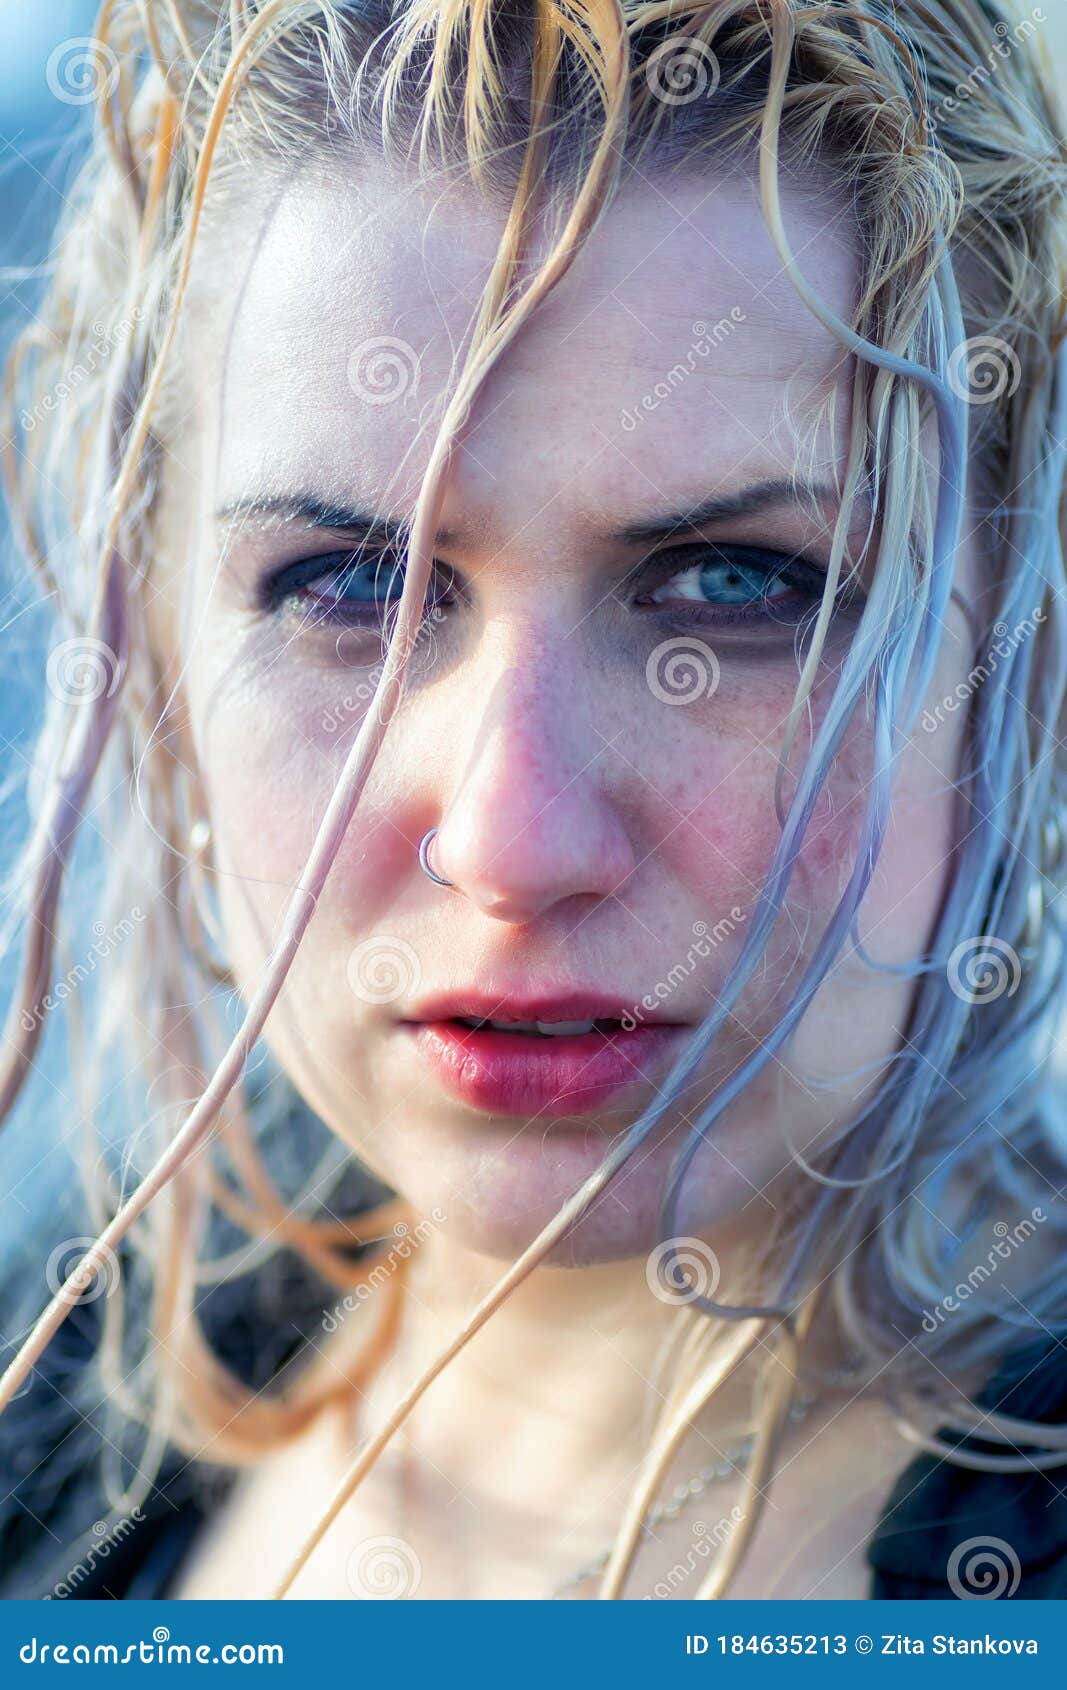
[451,1015,631,1037]
[399,995,689,1118]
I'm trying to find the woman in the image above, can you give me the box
[1,0,1066,1601]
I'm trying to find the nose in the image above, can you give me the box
[430,638,637,924]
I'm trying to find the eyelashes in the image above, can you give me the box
[262,549,442,609]
[260,548,458,637]
[258,540,858,636]
[628,542,842,627]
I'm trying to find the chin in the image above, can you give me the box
[359,1103,756,1268]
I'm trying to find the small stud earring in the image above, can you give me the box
[183,815,231,984]
[189,816,213,859]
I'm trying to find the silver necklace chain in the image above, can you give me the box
[386,1338,819,1600]
[548,1389,820,1599]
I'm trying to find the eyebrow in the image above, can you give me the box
[213,478,845,551]
[615,480,843,546]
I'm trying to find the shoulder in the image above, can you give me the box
[867,1339,1067,1599]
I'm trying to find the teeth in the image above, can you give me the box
[456,1017,597,1036]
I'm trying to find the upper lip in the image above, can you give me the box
[402,990,685,1024]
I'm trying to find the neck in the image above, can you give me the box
[353,1217,828,1552]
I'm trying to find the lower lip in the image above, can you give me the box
[403,1020,687,1117]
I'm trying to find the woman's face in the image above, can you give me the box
[156,153,979,1262]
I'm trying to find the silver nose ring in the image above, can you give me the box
[418,827,455,888]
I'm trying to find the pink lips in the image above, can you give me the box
[400,991,687,1118]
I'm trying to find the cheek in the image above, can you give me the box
[193,658,429,1049]
[637,657,953,1096]
[190,662,347,975]
[209,714,327,897]
[644,661,874,923]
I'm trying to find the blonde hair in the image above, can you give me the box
[3,0,1067,1599]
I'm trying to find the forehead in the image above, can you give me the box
[187,153,857,535]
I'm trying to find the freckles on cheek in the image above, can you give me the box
[647,675,875,921]
[647,707,786,903]
[793,726,874,895]
[655,759,785,901]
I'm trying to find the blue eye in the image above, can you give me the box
[264,549,454,622]
[696,557,789,605]
[640,543,821,618]
[328,558,402,604]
